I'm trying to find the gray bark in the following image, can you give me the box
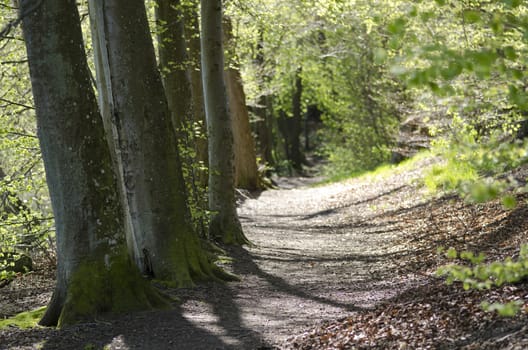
[90,0,227,284]
[200,0,247,244]
[20,0,165,327]
[88,0,139,269]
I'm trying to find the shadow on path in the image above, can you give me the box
[227,246,365,314]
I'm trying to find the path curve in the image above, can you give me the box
[1,160,432,350]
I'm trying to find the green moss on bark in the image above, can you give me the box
[154,227,238,288]
[58,254,169,327]
[210,213,250,246]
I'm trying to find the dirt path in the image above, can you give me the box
[6,158,527,349]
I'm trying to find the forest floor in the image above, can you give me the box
[1,156,528,349]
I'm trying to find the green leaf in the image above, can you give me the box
[502,46,518,61]
[463,10,481,24]
[446,247,458,259]
[482,301,522,317]
[501,195,517,209]
[440,61,463,80]
[387,18,407,35]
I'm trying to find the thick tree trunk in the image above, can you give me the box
[20,0,167,327]
[155,0,208,239]
[225,68,259,190]
[90,0,226,286]
[88,0,139,269]
[200,0,248,245]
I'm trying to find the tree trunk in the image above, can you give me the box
[278,68,306,172]
[222,18,259,190]
[200,0,248,245]
[88,0,139,269]
[20,0,167,327]
[183,0,208,187]
[225,68,259,190]
[155,0,193,130]
[252,30,275,166]
[89,0,227,286]
[155,0,208,239]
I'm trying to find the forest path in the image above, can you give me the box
[171,160,433,349]
[1,159,435,350]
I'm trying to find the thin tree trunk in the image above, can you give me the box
[253,30,275,166]
[183,0,208,187]
[155,0,193,130]
[20,0,167,327]
[200,0,248,245]
[278,68,306,172]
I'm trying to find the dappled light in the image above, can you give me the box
[2,0,528,349]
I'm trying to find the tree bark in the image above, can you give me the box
[20,0,167,327]
[252,30,275,166]
[89,0,227,285]
[222,18,259,190]
[225,68,259,190]
[155,0,209,239]
[200,0,248,245]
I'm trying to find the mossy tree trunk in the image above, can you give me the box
[20,0,167,327]
[200,0,248,245]
[155,0,208,239]
[87,0,139,269]
[89,0,226,286]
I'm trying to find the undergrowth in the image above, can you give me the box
[424,118,528,316]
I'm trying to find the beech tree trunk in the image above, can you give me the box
[200,0,248,245]
[20,0,167,327]
[89,0,227,286]
[225,68,259,190]
[223,18,259,190]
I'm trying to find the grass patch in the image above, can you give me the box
[0,306,46,329]
[317,150,433,185]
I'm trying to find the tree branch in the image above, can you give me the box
[0,97,34,110]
